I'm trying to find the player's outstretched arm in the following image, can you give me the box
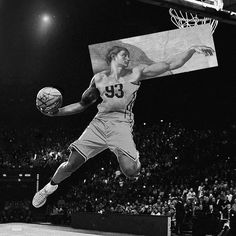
[137,45,214,81]
[44,77,99,117]
[165,45,214,71]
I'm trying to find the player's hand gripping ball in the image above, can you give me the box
[36,87,62,115]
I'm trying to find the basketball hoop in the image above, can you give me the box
[169,0,224,34]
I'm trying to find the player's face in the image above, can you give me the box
[114,50,130,67]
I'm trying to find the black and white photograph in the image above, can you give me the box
[0,0,236,236]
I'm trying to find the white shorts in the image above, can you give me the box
[69,117,139,162]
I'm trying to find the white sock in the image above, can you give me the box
[45,182,58,193]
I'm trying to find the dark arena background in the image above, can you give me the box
[0,0,236,235]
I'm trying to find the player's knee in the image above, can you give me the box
[123,168,140,179]
[122,161,141,178]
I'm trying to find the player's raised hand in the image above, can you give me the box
[191,45,215,56]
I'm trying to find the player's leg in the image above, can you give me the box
[50,149,85,184]
[32,118,107,208]
[116,149,141,179]
[32,150,85,208]
[108,121,141,179]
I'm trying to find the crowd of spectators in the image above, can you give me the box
[0,200,32,223]
[0,120,235,235]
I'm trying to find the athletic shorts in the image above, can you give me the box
[69,117,139,162]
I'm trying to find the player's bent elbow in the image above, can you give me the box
[164,62,170,70]
[164,62,172,72]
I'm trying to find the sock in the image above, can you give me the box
[45,181,58,194]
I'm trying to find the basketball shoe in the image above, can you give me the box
[32,182,58,208]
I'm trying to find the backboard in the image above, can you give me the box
[136,0,236,25]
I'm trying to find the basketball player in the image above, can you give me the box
[32,45,214,208]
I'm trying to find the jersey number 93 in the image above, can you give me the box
[105,84,124,98]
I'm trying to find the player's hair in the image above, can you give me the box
[105,46,130,65]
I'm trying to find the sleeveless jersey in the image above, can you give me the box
[94,71,140,124]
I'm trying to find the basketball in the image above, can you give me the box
[36,87,62,113]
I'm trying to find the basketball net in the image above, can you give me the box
[169,0,224,34]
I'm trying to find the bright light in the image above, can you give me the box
[42,14,50,23]
[40,13,53,27]
[36,13,55,37]
[28,6,59,45]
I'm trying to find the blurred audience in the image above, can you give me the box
[0,200,32,223]
[0,121,235,235]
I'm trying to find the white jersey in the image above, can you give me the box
[94,71,140,124]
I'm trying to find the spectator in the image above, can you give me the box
[229,203,236,236]
[175,197,185,235]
